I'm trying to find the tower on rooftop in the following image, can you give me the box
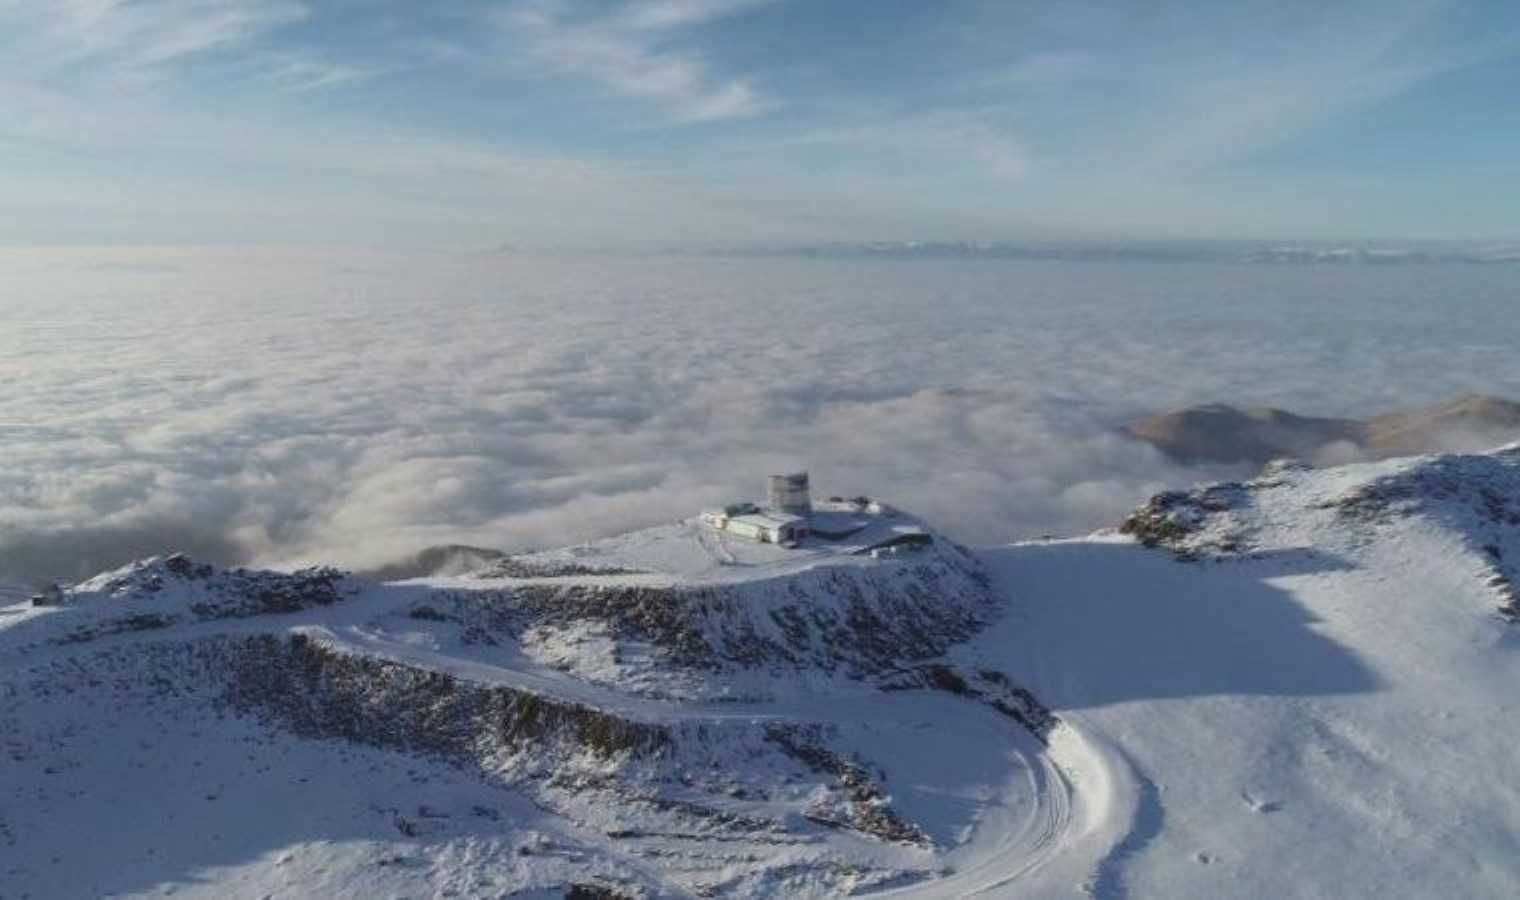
[767,472,812,516]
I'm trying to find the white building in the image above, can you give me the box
[721,510,809,545]
[702,474,813,546]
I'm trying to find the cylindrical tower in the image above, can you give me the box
[767,472,811,515]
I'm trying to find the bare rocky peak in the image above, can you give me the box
[1126,393,1520,466]
[1125,403,1362,464]
[1366,393,1520,456]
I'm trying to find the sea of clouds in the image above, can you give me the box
[3,247,1519,587]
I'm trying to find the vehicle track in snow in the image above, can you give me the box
[886,546,1151,899]
[865,711,1135,899]
[0,549,1145,899]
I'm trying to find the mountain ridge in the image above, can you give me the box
[1125,392,1520,465]
[5,446,1520,896]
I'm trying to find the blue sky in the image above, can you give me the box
[1,0,1517,247]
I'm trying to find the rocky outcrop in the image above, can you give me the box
[224,633,672,761]
[764,725,930,847]
[1122,446,1520,621]
[1126,404,1360,465]
[431,554,994,679]
[1368,395,1520,457]
[472,558,648,579]
[3,508,1042,895]
[1119,481,1253,558]
[1322,446,1520,527]
[1481,544,1520,622]
[16,631,944,864]
[64,554,358,621]
[878,663,1056,738]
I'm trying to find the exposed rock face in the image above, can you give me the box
[1322,445,1520,526]
[1126,404,1361,465]
[1121,445,1520,621]
[225,633,674,761]
[1,504,1049,897]
[12,455,1520,897]
[433,554,995,683]
[66,553,358,620]
[1125,393,1520,466]
[1119,479,1256,558]
[877,662,1056,737]
[763,725,930,846]
[1366,394,1520,457]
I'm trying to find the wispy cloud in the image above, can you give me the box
[1099,2,1484,174]
[1,0,1516,245]
[0,0,308,81]
[497,0,781,122]
[255,55,386,92]
[759,109,1035,181]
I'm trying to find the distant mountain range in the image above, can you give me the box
[1126,393,1520,466]
[714,241,1520,264]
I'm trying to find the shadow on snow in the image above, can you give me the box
[980,541,1381,709]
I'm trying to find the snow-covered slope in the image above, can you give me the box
[0,511,1054,898]
[973,444,1520,897]
[4,449,1520,897]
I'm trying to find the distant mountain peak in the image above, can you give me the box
[1126,393,1520,466]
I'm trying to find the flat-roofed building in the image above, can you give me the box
[700,475,813,546]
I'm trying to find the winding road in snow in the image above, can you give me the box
[2,555,1148,899]
[873,545,1154,900]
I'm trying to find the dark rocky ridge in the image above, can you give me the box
[56,553,357,620]
[1120,446,1520,621]
[226,633,674,760]
[4,512,1046,895]
[15,630,964,859]
[431,552,995,680]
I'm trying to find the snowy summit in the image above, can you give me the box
[3,449,1520,897]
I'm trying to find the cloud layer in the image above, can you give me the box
[4,248,1520,586]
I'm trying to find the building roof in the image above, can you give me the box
[728,511,805,531]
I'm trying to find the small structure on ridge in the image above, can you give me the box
[767,472,812,516]
[702,473,813,546]
[700,505,809,546]
[701,473,933,554]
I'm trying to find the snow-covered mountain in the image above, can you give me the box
[4,450,1519,897]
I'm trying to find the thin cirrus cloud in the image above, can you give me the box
[1,1,1517,244]
[496,0,782,122]
[0,0,308,77]
[256,55,388,93]
[1090,3,1495,176]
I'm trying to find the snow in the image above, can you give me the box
[3,448,1520,896]
[961,447,1520,897]
[486,500,938,588]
